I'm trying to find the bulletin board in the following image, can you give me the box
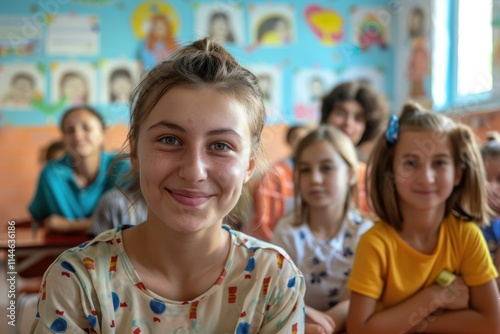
[0,0,397,127]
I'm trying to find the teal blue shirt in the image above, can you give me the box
[29,151,130,222]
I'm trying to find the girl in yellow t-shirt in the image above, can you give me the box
[347,102,500,333]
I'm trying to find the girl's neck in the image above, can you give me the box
[307,204,345,240]
[123,216,230,300]
[72,151,101,188]
[398,205,445,254]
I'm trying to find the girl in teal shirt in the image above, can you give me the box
[29,106,129,234]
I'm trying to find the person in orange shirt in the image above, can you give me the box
[248,125,309,241]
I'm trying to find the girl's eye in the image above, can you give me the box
[403,160,417,168]
[434,160,448,167]
[322,165,335,171]
[212,142,229,151]
[335,109,346,118]
[161,136,180,146]
[298,167,310,174]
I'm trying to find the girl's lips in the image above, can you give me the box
[308,189,325,196]
[167,189,213,207]
[413,190,435,195]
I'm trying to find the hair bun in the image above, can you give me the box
[400,101,423,116]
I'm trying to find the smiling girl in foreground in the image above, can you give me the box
[347,103,500,333]
[31,38,305,333]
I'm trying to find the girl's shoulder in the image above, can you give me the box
[41,155,73,176]
[53,227,128,270]
[443,214,487,239]
[347,209,374,234]
[357,219,397,245]
[272,213,308,239]
[227,227,301,271]
[274,212,300,229]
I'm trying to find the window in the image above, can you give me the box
[433,0,495,111]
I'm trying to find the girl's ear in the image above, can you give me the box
[348,167,358,186]
[243,156,256,184]
[454,163,465,186]
[130,142,139,172]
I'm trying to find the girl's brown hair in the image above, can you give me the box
[368,102,488,229]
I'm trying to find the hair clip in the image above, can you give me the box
[385,114,399,144]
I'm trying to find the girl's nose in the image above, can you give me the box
[178,148,208,183]
[419,165,435,184]
[72,127,85,141]
[311,168,322,183]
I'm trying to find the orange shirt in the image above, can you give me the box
[357,161,372,217]
[249,158,294,242]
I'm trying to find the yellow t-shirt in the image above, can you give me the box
[347,215,498,311]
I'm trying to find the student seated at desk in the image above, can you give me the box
[28,105,130,234]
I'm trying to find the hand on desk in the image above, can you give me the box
[44,214,92,234]
[305,305,336,334]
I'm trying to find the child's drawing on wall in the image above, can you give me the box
[51,62,97,106]
[249,64,284,124]
[109,68,134,104]
[0,63,45,109]
[194,3,244,46]
[293,69,338,124]
[132,2,179,72]
[249,4,295,47]
[351,7,390,51]
[208,12,235,44]
[59,71,89,105]
[1,72,36,108]
[257,16,292,45]
[407,6,430,100]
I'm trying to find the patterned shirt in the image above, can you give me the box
[271,210,372,311]
[31,226,306,333]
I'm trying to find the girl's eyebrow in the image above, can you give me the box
[299,158,334,164]
[401,153,419,159]
[148,121,185,133]
[147,120,242,139]
[433,153,453,160]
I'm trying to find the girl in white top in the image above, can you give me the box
[272,125,372,333]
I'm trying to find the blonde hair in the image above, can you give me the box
[368,102,488,229]
[293,125,359,226]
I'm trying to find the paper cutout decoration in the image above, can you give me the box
[304,5,344,45]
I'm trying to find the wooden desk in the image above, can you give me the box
[0,220,90,278]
